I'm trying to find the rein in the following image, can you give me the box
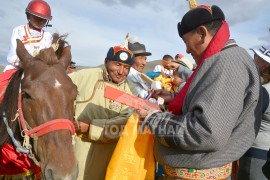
[17,39,75,138]
[17,93,75,137]
[17,78,75,138]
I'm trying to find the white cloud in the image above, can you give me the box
[0,0,269,67]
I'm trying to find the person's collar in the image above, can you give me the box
[222,39,237,50]
[198,20,230,66]
[103,67,111,82]
[130,67,141,75]
[27,23,42,32]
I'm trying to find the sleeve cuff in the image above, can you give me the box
[145,110,160,121]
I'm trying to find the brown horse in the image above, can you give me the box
[0,34,78,180]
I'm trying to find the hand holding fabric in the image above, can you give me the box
[137,104,161,120]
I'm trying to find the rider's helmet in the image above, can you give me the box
[25,0,52,20]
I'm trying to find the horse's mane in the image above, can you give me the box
[36,33,69,65]
[0,69,24,146]
[0,33,69,146]
[53,33,69,59]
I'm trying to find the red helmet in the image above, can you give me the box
[26,0,52,20]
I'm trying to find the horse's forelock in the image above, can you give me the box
[34,33,69,66]
[36,48,59,65]
[52,33,69,59]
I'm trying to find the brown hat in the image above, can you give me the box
[128,42,152,56]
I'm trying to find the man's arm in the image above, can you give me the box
[89,108,133,143]
[142,61,256,152]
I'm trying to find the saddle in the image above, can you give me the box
[0,69,41,178]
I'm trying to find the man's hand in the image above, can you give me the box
[138,104,160,120]
[152,89,173,104]
[74,121,90,133]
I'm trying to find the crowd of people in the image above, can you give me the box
[0,0,269,180]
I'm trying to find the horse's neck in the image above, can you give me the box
[0,70,23,147]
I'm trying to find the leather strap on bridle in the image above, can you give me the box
[27,119,75,137]
[17,92,75,138]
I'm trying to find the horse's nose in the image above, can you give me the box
[45,168,54,180]
[44,163,78,180]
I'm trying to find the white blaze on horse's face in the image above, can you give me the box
[54,79,62,88]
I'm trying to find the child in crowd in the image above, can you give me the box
[172,66,185,93]
[171,53,194,71]
[175,53,194,70]
[170,54,193,92]
[153,54,174,77]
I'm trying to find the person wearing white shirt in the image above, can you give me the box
[0,0,53,91]
[4,24,52,72]
[153,54,174,77]
[127,41,156,103]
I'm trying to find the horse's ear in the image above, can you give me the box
[59,45,71,69]
[16,39,33,68]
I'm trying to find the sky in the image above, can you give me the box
[0,0,269,67]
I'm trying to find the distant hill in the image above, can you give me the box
[143,60,160,73]
[93,59,160,73]
[0,60,160,74]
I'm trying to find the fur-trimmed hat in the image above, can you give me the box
[177,5,225,37]
[106,46,134,65]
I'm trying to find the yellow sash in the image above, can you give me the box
[106,113,155,180]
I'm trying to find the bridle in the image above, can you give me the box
[17,92,75,138]
[3,73,75,166]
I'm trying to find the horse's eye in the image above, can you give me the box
[22,91,31,99]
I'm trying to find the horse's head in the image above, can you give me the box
[15,35,78,180]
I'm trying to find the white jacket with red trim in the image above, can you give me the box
[4,24,52,72]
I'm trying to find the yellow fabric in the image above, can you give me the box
[0,170,36,180]
[106,113,155,180]
[188,0,199,9]
[154,75,175,92]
